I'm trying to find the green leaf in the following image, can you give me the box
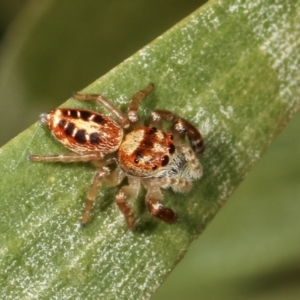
[1,0,300,299]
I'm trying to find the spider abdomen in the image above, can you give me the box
[43,109,123,153]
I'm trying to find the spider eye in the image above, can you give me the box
[161,155,169,166]
[168,143,175,154]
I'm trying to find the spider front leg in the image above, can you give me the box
[150,110,204,157]
[115,177,141,229]
[142,179,177,224]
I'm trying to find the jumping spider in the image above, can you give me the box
[28,84,204,229]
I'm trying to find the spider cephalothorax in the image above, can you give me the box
[29,84,204,229]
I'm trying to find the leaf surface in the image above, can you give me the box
[0,0,300,299]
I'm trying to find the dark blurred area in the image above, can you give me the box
[0,1,28,39]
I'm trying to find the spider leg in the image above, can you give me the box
[127,83,154,123]
[29,152,121,225]
[81,165,124,225]
[142,179,177,224]
[72,92,130,128]
[72,83,154,129]
[150,109,204,157]
[28,152,103,163]
[115,177,140,229]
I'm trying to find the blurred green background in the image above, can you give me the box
[0,1,299,299]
